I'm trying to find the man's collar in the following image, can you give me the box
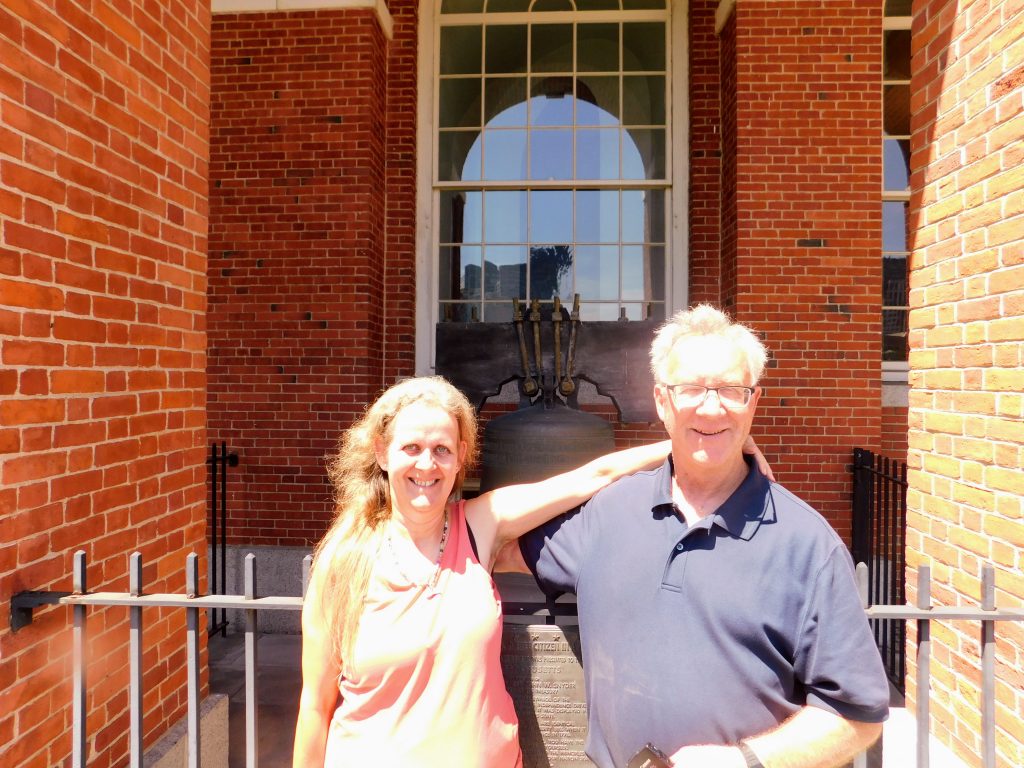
[654,455,774,539]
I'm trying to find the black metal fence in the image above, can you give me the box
[852,447,908,693]
[207,442,238,637]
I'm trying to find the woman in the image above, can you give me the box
[294,376,768,767]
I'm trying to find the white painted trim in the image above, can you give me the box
[669,0,688,314]
[212,0,394,40]
[714,0,735,35]
[415,0,438,374]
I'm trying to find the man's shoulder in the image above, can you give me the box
[589,463,666,510]
[767,481,847,548]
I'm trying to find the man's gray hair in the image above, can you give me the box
[649,304,768,383]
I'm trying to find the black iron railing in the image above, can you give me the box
[208,442,238,637]
[852,447,908,692]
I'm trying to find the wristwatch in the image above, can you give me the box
[738,741,765,768]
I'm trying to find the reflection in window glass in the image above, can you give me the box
[575,245,619,300]
[484,191,527,242]
[577,24,619,72]
[529,78,574,126]
[531,24,573,72]
[883,202,908,253]
[623,23,664,71]
[884,84,910,136]
[882,308,908,360]
[623,128,665,179]
[440,303,481,322]
[576,190,618,243]
[483,246,527,299]
[883,30,911,80]
[486,25,527,73]
[883,139,910,191]
[576,128,619,179]
[576,76,619,125]
[440,27,481,74]
[530,245,575,301]
[623,189,664,242]
[530,190,573,242]
[439,246,483,300]
[485,78,527,126]
[622,75,666,125]
[483,130,528,180]
[439,131,481,181]
[440,191,483,244]
[530,130,573,179]
[440,79,482,128]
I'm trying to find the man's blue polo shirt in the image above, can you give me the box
[520,458,890,768]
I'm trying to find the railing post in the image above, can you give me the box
[245,553,259,768]
[209,443,219,636]
[73,550,87,768]
[980,565,995,768]
[302,554,313,598]
[130,552,144,768]
[916,565,931,768]
[186,553,202,768]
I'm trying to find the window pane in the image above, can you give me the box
[575,128,619,179]
[530,77,574,126]
[577,24,618,72]
[575,245,619,300]
[883,201,908,253]
[439,79,482,128]
[884,139,910,191]
[884,0,912,16]
[485,0,530,11]
[623,23,664,71]
[530,190,572,242]
[486,25,528,74]
[883,309,908,360]
[531,24,573,73]
[438,131,481,181]
[884,84,910,135]
[580,302,624,320]
[621,245,664,301]
[530,130,573,180]
[484,190,527,242]
[440,190,483,244]
[484,246,527,299]
[622,0,666,9]
[439,245,482,300]
[439,302,481,322]
[440,27,481,74]
[884,30,911,80]
[576,0,619,9]
[442,0,483,12]
[485,77,527,127]
[483,129,528,180]
[622,128,665,179]
[576,190,618,243]
[622,189,664,243]
[622,75,665,125]
[883,254,908,308]
[576,75,619,126]
[530,245,574,301]
[532,0,574,9]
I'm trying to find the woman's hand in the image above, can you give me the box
[742,436,774,482]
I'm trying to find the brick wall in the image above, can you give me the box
[882,404,909,459]
[689,0,722,305]
[721,0,883,536]
[0,2,210,766]
[208,10,389,547]
[905,0,1023,763]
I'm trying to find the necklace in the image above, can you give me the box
[386,508,450,589]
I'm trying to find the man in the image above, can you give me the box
[513,305,889,768]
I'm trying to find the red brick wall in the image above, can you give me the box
[208,10,388,546]
[905,0,1023,763]
[723,0,883,537]
[0,2,210,766]
[689,0,722,304]
[882,404,908,460]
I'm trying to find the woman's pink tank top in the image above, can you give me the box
[324,501,522,767]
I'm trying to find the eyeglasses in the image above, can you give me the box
[661,383,755,410]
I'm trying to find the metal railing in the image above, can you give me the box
[30,553,1023,768]
[207,441,239,637]
[852,447,908,692]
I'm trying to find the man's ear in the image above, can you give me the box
[374,439,388,472]
[653,383,669,424]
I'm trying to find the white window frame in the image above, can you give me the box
[414,0,688,373]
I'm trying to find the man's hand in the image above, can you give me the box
[668,744,747,767]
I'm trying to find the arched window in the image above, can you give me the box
[430,0,671,332]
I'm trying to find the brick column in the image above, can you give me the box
[906,0,1023,763]
[208,10,389,546]
[720,0,883,534]
[0,3,210,766]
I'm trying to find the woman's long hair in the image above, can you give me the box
[312,376,479,665]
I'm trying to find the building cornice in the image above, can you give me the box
[212,0,394,40]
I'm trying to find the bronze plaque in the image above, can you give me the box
[501,623,592,767]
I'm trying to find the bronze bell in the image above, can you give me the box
[478,296,616,493]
